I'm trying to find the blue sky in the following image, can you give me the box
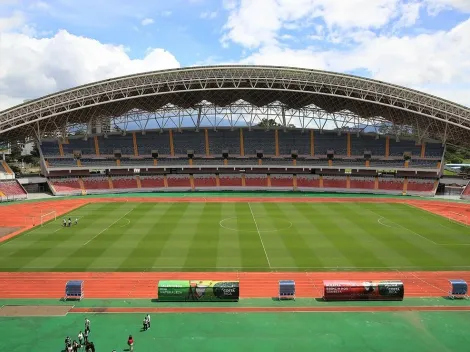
[0,0,469,110]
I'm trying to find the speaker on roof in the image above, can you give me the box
[327,149,334,160]
[222,150,229,159]
[364,150,372,160]
[151,150,159,159]
[114,149,122,159]
[256,150,264,159]
[291,150,298,159]
[187,150,194,159]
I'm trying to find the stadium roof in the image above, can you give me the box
[0,65,469,146]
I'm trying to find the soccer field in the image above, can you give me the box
[0,201,469,272]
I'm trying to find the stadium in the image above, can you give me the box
[1,65,470,351]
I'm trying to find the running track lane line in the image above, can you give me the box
[83,205,137,246]
[248,202,272,268]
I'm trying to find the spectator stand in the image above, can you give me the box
[64,280,84,301]
[278,280,295,300]
[448,279,468,300]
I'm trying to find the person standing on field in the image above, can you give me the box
[146,313,151,329]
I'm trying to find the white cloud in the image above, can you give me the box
[0,29,180,110]
[161,10,172,17]
[200,11,217,19]
[424,0,470,14]
[0,11,25,31]
[221,0,419,49]
[141,18,154,26]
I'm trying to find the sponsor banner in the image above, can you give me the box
[157,280,190,301]
[323,280,404,301]
[157,280,239,302]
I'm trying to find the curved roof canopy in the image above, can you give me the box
[0,65,469,145]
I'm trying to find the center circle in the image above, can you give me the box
[219,217,292,233]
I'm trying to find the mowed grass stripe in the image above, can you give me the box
[86,203,170,270]
[151,203,205,269]
[233,203,271,269]
[26,203,137,271]
[289,203,354,268]
[338,203,418,268]
[183,203,221,269]
[312,203,388,268]
[356,203,450,268]
[358,203,470,267]
[216,203,242,269]
[0,203,122,270]
[261,202,319,269]
[119,203,191,270]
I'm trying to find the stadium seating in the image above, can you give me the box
[140,175,165,188]
[349,177,375,190]
[46,158,77,167]
[173,130,205,155]
[278,130,310,155]
[296,174,320,189]
[350,134,385,156]
[49,178,82,196]
[166,174,191,188]
[314,131,347,155]
[113,176,138,189]
[270,174,293,188]
[323,176,347,189]
[98,134,134,155]
[0,180,27,200]
[62,138,96,156]
[207,130,240,155]
[192,158,224,165]
[378,178,404,192]
[193,174,217,188]
[389,139,421,156]
[136,131,171,156]
[82,176,110,191]
[407,178,436,194]
[245,174,268,187]
[219,174,242,187]
[243,130,275,156]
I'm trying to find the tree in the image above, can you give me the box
[257,119,296,128]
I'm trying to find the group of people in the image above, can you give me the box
[63,217,78,227]
[63,315,151,351]
[64,318,94,352]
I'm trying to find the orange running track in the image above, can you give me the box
[0,271,469,299]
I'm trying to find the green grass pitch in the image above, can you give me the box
[0,202,469,272]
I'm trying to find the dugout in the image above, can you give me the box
[448,279,468,299]
[64,280,84,301]
[323,280,404,301]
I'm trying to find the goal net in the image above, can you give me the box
[40,211,57,226]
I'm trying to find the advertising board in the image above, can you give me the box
[323,280,404,301]
[158,280,239,302]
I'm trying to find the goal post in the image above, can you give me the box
[40,211,57,226]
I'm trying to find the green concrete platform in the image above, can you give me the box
[1,310,469,352]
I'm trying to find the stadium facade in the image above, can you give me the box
[0,65,469,200]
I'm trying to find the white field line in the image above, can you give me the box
[83,206,136,246]
[248,203,272,268]
[364,206,438,245]
[408,271,448,294]
[377,217,393,228]
[403,203,470,229]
